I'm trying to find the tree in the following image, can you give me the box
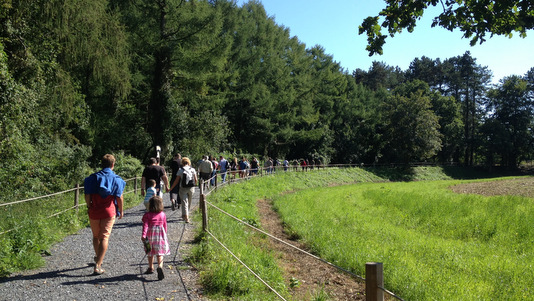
[482,75,534,168]
[359,0,534,55]
[113,0,230,159]
[331,79,383,164]
[353,61,405,91]
[380,81,442,163]
[441,52,492,165]
[406,56,447,93]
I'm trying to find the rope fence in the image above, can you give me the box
[0,177,140,235]
[205,229,288,301]
[206,199,365,281]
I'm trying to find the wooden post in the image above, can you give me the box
[200,194,208,232]
[366,262,384,301]
[74,183,80,213]
[200,179,204,195]
[134,177,138,194]
[215,172,218,190]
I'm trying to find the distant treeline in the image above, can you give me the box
[1,0,533,199]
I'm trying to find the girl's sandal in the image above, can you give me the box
[93,267,105,275]
[144,268,154,274]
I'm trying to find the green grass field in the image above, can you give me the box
[275,180,533,300]
[196,167,534,300]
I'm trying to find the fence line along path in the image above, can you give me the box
[0,192,205,301]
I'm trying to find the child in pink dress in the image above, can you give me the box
[141,196,170,280]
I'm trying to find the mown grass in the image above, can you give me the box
[0,180,142,277]
[194,167,533,300]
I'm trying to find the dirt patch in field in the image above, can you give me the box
[257,199,366,300]
[449,177,534,198]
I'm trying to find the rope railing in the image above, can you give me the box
[206,200,365,281]
[0,187,80,207]
[0,177,140,236]
[205,229,287,301]
[3,163,409,299]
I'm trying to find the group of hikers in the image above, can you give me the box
[196,155,324,184]
[83,153,196,281]
[83,153,323,280]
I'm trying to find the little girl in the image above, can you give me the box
[141,195,170,280]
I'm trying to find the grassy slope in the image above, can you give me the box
[197,166,532,300]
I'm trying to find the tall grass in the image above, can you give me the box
[276,180,534,300]
[195,167,533,300]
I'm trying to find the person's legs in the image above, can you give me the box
[90,217,115,273]
[181,188,194,222]
[95,238,109,266]
[156,255,165,280]
[146,255,154,273]
[179,189,189,222]
[170,192,177,210]
[89,219,101,256]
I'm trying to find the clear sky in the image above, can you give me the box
[236,0,534,84]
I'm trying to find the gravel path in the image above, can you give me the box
[0,191,206,301]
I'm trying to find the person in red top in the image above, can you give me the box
[84,154,125,275]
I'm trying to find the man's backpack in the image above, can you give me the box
[181,167,195,188]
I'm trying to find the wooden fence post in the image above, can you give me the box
[200,179,204,195]
[134,177,138,194]
[366,262,384,301]
[200,194,208,232]
[74,183,80,213]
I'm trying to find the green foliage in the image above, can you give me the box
[381,82,442,163]
[359,0,534,56]
[483,75,534,167]
[0,0,531,216]
[112,151,144,180]
[194,166,524,299]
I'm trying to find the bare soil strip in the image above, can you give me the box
[256,198,366,300]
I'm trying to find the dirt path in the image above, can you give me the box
[257,199,365,300]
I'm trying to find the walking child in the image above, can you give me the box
[141,196,170,280]
[143,179,157,211]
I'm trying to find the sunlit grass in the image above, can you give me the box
[196,168,534,300]
[275,180,534,300]
[196,167,386,300]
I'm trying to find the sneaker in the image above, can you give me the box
[171,199,175,211]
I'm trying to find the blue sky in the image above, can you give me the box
[236,0,534,84]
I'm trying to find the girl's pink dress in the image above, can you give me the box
[142,211,170,256]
